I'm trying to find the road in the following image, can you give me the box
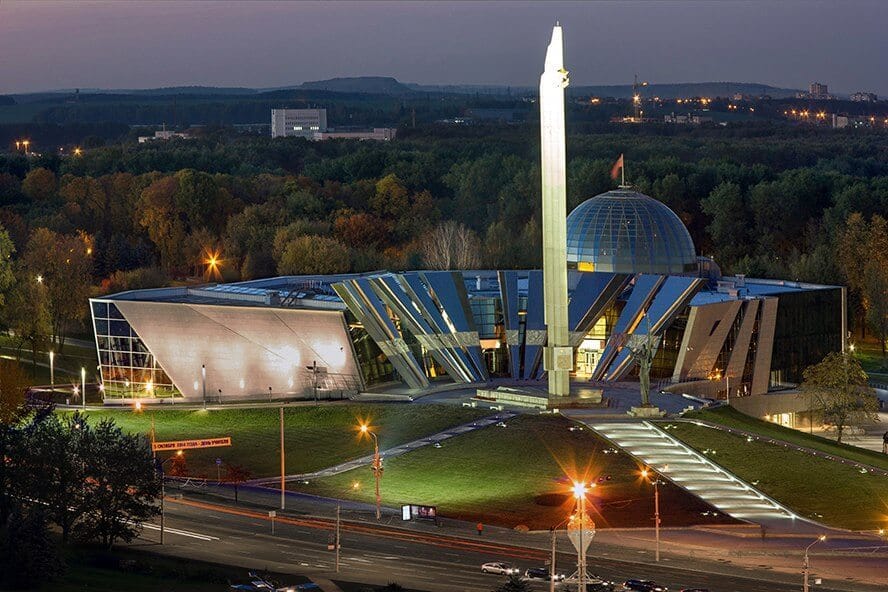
[135,494,877,592]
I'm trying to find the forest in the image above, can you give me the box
[0,121,886,357]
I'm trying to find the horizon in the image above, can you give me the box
[1,1,886,96]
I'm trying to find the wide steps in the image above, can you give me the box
[586,421,798,525]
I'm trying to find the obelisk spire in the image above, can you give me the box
[540,24,572,399]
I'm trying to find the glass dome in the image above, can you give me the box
[566,189,696,274]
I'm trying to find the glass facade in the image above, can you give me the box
[770,288,843,386]
[566,190,697,274]
[91,300,178,399]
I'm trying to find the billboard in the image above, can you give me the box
[152,437,232,452]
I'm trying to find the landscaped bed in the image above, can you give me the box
[65,404,489,479]
[290,414,738,530]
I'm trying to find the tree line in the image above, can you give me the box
[0,125,886,358]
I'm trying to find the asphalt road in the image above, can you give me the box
[136,495,865,592]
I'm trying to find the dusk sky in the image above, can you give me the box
[1,0,886,95]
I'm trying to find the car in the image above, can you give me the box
[481,562,520,575]
[623,580,667,592]
[524,566,565,581]
[679,589,709,592]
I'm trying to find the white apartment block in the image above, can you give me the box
[271,109,328,138]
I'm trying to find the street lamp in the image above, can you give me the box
[641,468,662,562]
[568,481,596,592]
[49,351,54,392]
[359,423,382,521]
[157,450,184,544]
[803,535,826,592]
[81,367,86,409]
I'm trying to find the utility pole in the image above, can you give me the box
[550,527,558,592]
[654,477,661,562]
[280,406,286,510]
[335,504,342,573]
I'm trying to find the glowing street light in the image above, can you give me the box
[803,535,826,592]
[81,367,86,409]
[49,350,55,391]
[158,450,184,544]
[36,274,43,284]
[567,480,596,591]
[359,423,383,521]
[641,467,662,562]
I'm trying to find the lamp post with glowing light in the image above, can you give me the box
[803,535,826,592]
[49,351,54,392]
[81,367,86,409]
[359,423,382,521]
[157,451,183,544]
[641,468,661,562]
[566,481,596,592]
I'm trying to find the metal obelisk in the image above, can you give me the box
[540,24,571,399]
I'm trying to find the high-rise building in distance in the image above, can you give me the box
[271,108,328,138]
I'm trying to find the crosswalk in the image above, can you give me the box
[586,421,801,525]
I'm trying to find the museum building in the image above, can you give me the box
[90,189,845,404]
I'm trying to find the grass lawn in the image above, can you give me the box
[665,421,888,530]
[68,404,488,479]
[290,414,736,530]
[0,334,98,385]
[37,545,309,592]
[681,406,888,472]
[854,340,888,376]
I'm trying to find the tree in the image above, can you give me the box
[75,419,160,549]
[21,168,57,201]
[0,509,65,589]
[277,236,351,275]
[0,224,14,308]
[863,257,888,358]
[800,352,878,443]
[20,228,92,351]
[701,182,749,267]
[421,221,481,270]
[4,269,51,367]
[0,359,29,425]
[24,413,91,543]
[138,176,187,272]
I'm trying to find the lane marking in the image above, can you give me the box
[141,522,219,541]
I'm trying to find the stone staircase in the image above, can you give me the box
[586,421,800,525]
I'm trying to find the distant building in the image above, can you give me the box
[664,112,713,125]
[850,91,878,102]
[271,108,328,138]
[809,82,829,98]
[312,128,397,141]
[138,129,192,143]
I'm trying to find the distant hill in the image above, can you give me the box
[407,81,800,99]
[297,77,415,95]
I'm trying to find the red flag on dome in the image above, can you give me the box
[610,154,624,180]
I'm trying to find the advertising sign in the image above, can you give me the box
[151,437,232,452]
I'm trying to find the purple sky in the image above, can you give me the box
[1,0,885,95]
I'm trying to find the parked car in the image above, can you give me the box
[524,566,565,581]
[623,580,667,592]
[481,562,520,575]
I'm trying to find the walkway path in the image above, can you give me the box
[585,420,803,527]
[249,410,517,486]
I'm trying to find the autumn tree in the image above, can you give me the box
[21,167,57,201]
[0,359,30,425]
[138,176,187,272]
[0,224,14,309]
[277,236,351,275]
[20,228,92,351]
[421,221,482,270]
[800,352,878,443]
[4,268,51,367]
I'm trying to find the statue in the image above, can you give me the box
[616,316,661,408]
